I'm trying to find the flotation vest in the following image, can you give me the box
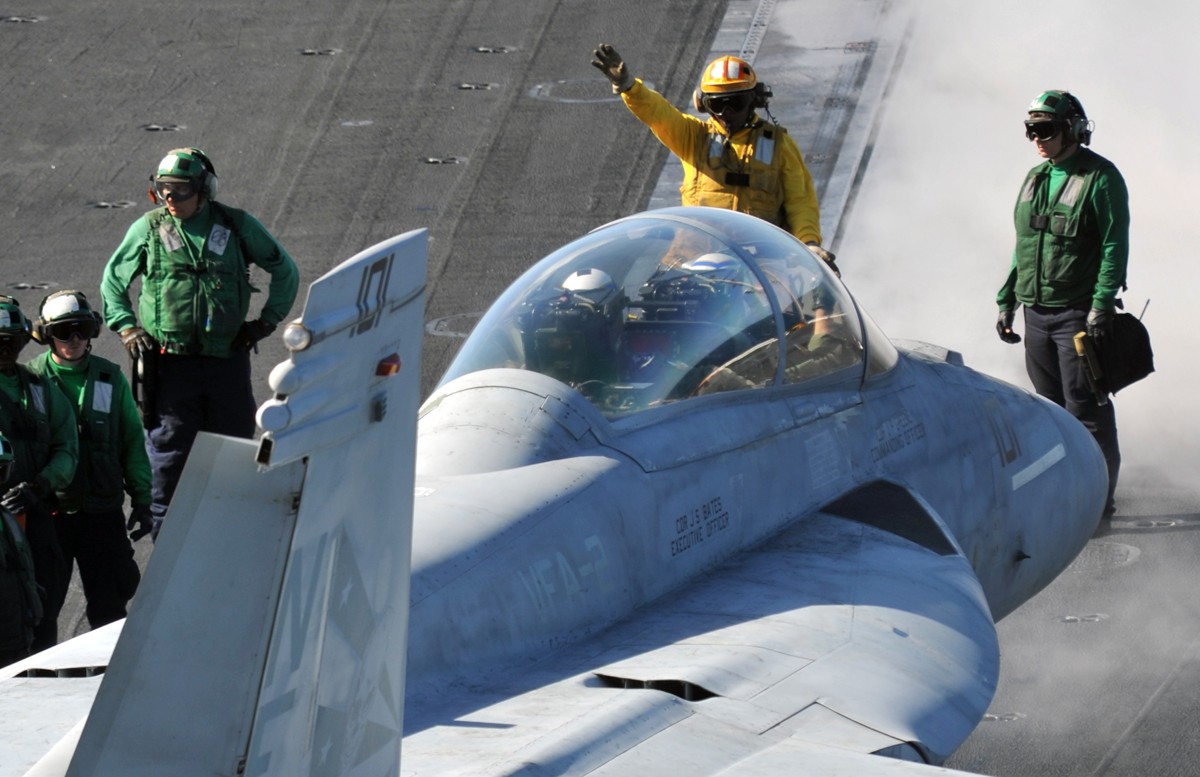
[142,202,254,355]
[683,121,790,229]
[26,355,128,513]
[1012,148,1121,307]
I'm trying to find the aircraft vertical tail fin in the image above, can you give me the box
[65,230,427,777]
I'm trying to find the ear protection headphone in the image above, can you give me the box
[693,82,772,114]
[148,147,220,203]
[31,290,103,345]
[1061,92,1093,146]
[189,148,219,199]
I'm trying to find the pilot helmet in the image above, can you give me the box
[681,252,741,280]
[562,267,616,294]
[558,269,626,339]
[522,268,626,387]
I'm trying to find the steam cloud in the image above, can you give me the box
[839,0,1199,497]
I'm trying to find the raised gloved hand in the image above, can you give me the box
[126,504,154,542]
[1086,308,1113,343]
[120,327,156,359]
[230,319,276,352]
[591,44,634,94]
[996,308,1021,344]
[805,243,841,278]
[1,476,50,515]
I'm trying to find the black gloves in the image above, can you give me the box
[2,476,51,515]
[120,327,156,358]
[591,44,634,94]
[805,243,841,278]
[1086,308,1113,343]
[231,319,276,352]
[996,308,1021,344]
[127,504,154,542]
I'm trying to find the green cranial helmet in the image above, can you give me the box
[154,147,218,197]
[1026,89,1091,145]
[0,296,32,341]
[33,290,102,345]
[157,148,207,180]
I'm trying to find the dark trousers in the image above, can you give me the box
[1024,305,1121,512]
[1,515,35,665]
[24,505,66,653]
[146,352,257,538]
[56,508,140,628]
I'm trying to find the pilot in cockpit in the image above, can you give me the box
[621,251,769,399]
[516,268,627,395]
[635,252,757,324]
[779,282,858,383]
[695,265,859,393]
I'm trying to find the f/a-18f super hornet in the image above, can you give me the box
[0,207,1105,776]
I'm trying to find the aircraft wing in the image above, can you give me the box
[402,484,998,776]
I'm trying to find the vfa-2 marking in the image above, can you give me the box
[517,535,612,622]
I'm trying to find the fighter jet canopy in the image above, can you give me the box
[441,207,893,417]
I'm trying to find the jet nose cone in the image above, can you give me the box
[1029,400,1109,575]
[1059,406,1109,531]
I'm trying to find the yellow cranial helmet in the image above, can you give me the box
[699,56,757,95]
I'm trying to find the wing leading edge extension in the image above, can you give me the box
[402,482,999,776]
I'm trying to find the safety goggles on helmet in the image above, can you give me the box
[702,91,754,116]
[1024,119,1062,142]
[154,179,200,202]
[46,319,95,343]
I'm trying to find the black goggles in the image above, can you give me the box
[154,179,200,202]
[703,91,754,115]
[1024,120,1062,142]
[47,320,95,342]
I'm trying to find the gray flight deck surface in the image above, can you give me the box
[2,1,1197,776]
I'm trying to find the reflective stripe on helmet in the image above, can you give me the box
[700,55,757,94]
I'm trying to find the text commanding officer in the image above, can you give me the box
[591,44,837,274]
[101,147,299,539]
